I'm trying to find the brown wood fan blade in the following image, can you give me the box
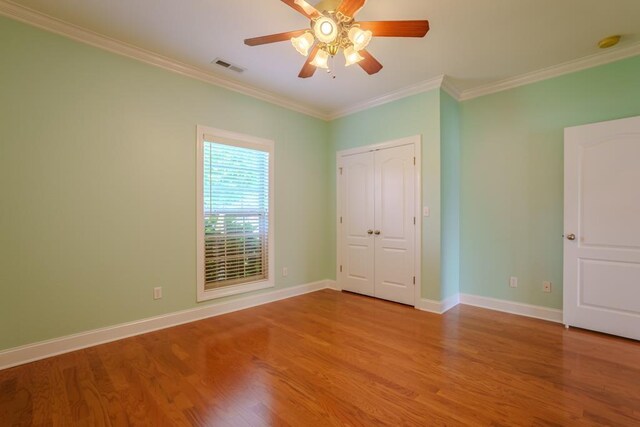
[357,20,430,38]
[358,50,383,75]
[245,30,309,46]
[337,0,367,18]
[299,45,320,78]
[281,0,321,19]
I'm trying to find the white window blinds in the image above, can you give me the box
[203,141,270,290]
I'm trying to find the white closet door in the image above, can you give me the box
[373,145,416,305]
[564,116,640,340]
[340,152,375,296]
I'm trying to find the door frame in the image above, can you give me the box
[336,135,422,307]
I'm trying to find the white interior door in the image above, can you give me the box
[340,151,375,296]
[564,115,640,340]
[339,143,416,306]
[374,145,416,305]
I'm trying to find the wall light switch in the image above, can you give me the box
[153,287,162,300]
[282,267,288,277]
[509,277,518,288]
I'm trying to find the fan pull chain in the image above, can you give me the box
[327,55,337,80]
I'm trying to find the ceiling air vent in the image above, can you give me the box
[212,58,245,73]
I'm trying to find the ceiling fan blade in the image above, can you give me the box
[337,0,367,18]
[299,45,320,78]
[358,50,383,75]
[281,0,322,19]
[245,29,309,46]
[357,20,430,38]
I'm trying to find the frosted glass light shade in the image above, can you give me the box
[310,49,330,69]
[291,33,315,56]
[313,17,338,43]
[344,46,364,66]
[348,27,372,51]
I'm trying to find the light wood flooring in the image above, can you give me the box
[1,289,640,426]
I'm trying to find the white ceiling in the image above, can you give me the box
[6,0,640,115]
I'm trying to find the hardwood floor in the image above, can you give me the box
[1,289,640,426]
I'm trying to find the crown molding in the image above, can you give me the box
[458,42,640,101]
[0,0,331,120]
[0,1,446,121]
[440,76,462,100]
[328,75,445,120]
[2,0,639,119]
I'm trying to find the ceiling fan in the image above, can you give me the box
[244,0,430,78]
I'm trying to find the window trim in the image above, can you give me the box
[196,125,275,302]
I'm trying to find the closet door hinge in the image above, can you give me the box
[413,276,416,285]
[340,265,343,273]
[413,157,416,165]
[339,167,343,175]
[413,217,416,225]
[340,216,343,224]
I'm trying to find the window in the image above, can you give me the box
[196,126,274,301]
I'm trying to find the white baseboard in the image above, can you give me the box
[0,280,331,371]
[416,292,562,323]
[441,293,461,313]
[460,293,563,323]
[325,280,340,291]
[0,283,564,371]
[415,298,442,313]
[416,293,460,314]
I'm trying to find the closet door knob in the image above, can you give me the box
[367,230,374,235]
[374,230,381,235]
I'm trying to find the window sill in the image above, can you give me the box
[197,279,274,302]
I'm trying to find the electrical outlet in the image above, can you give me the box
[509,277,518,288]
[153,287,162,300]
[543,281,552,293]
[282,267,288,277]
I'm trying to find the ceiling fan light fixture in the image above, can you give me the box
[326,43,339,56]
[244,1,430,79]
[314,16,339,43]
[344,46,364,66]
[348,27,372,51]
[310,49,330,69]
[291,32,315,56]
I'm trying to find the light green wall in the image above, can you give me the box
[0,17,331,351]
[3,13,640,352]
[460,55,640,309]
[440,91,461,300]
[328,92,443,300]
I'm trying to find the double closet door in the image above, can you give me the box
[339,143,416,306]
